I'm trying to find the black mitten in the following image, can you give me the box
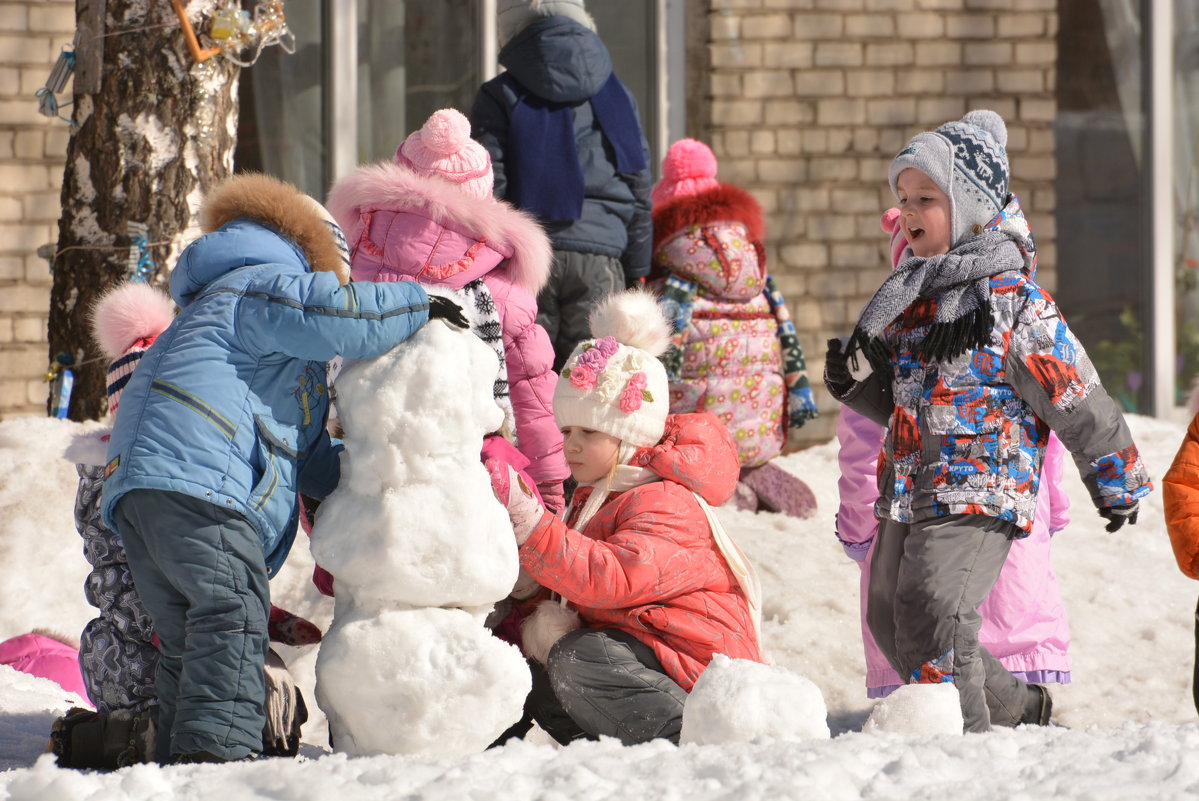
[824,337,854,393]
[1098,501,1139,532]
[428,295,469,329]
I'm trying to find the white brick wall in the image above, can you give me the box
[704,1,1057,443]
[0,0,72,419]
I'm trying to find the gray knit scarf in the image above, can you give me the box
[850,230,1025,374]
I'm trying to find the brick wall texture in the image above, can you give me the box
[0,0,73,418]
[703,0,1057,444]
[0,0,1058,442]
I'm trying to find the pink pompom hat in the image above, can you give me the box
[396,108,495,201]
[90,282,175,417]
[651,138,721,206]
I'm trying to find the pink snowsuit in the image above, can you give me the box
[835,209,1072,696]
[327,160,570,510]
[0,632,90,702]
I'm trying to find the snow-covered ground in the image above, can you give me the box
[1,411,1197,801]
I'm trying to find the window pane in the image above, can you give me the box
[357,0,481,164]
[1176,3,1199,403]
[588,1,658,166]
[235,1,326,199]
[1055,0,1148,412]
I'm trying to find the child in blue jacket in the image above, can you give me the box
[101,174,467,763]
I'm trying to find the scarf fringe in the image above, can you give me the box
[851,303,993,382]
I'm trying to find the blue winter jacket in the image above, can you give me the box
[469,15,653,280]
[101,218,430,576]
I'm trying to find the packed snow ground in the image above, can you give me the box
[1,410,1197,800]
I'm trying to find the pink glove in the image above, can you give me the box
[495,465,546,545]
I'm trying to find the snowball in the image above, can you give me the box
[862,683,963,736]
[680,655,830,744]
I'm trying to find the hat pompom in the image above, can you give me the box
[960,109,1007,149]
[589,289,672,357]
[90,282,175,360]
[880,207,901,234]
[662,138,718,183]
[419,109,473,156]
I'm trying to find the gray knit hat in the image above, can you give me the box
[497,0,596,48]
[888,109,1010,248]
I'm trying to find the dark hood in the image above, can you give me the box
[498,16,612,103]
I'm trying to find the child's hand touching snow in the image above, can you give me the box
[494,465,546,545]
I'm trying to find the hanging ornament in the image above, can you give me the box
[46,353,75,419]
[35,34,78,124]
[126,222,156,283]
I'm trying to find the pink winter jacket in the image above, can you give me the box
[327,161,569,509]
[0,632,90,702]
[836,407,1072,693]
[518,413,763,691]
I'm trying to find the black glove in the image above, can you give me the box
[428,295,469,329]
[1099,501,1139,533]
[262,649,308,757]
[824,337,853,393]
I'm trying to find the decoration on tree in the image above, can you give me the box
[46,353,74,419]
[125,223,156,283]
[35,35,77,124]
[171,0,295,67]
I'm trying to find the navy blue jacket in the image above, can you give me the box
[469,16,653,279]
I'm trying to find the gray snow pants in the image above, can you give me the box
[528,628,687,745]
[867,513,1029,733]
[536,249,624,372]
[114,489,269,761]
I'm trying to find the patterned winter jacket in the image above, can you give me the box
[517,413,763,691]
[326,161,569,509]
[102,176,431,576]
[834,197,1152,534]
[650,184,818,467]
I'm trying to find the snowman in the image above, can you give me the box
[310,315,530,757]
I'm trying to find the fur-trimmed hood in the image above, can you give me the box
[327,161,553,295]
[200,173,351,286]
[651,182,765,254]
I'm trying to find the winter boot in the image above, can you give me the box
[1021,684,1053,726]
[50,705,157,770]
[730,481,759,512]
[738,462,818,519]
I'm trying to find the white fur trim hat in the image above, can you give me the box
[554,289,672,448]
[888,109,1010,248]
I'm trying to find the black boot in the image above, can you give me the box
[50,706,157,770]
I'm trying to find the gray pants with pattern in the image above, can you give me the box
[867,513,1030,733]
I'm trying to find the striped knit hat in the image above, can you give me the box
[90,282,175,417]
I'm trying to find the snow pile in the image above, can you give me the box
[310,320,529,757]
[680,654,830,744]
[862,683,963,735]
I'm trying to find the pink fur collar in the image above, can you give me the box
[327,162,553,295]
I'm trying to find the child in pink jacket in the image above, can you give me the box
[835,209,1072,699]
[648,139,820,519]
[327,108,569,511]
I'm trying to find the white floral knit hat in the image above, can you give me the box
[554,290,672,449]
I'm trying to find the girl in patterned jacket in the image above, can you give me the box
[648,139,820,518]
[327,108,569,512]
[493,289,764,745]
[825,110,1152,733]
[836,209,1073,703]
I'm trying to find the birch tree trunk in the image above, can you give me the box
[48,0,239,420]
